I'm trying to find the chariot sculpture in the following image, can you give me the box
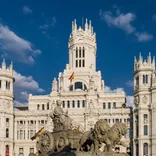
[32,100,129,156]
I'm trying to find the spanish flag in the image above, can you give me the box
[31,127,45,140]
[69,72,74,83]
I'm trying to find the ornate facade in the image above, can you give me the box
[133,53,156,156]
[0,19,136,156]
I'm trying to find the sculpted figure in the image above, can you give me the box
[50,100,72,131]
[101,123,128,152]
[52,78,57,92]
[76,119,110,152]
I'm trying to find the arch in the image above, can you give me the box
[67,101,70,108]
[79,47,81,58]
[69,81,88,91]
[82,47,85,57]
[82,100,85,107]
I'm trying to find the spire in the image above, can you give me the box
[134,56,137,63]
[139,52,143,63]
[89,20,92,32]
[148,52,151,64]
[2,58,6,69]
[85,18,88,31]
[72,19,77,33]
[9,61,13,70]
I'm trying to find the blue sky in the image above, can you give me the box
[0,0,156,106]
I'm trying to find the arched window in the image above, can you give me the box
[5,145,9,156]
[6,81,10,89]
[69,82,87,91]
[136,76,139,86]
[143,75,146,84]
[113,102,116,109]
[77,100,80,108]
[82,100,85,108]
[83,47,85,58]
[103,103,106,109]
[146,75,148,84]
[42,104,45,110]
[20,130,23,140]
[62,101,65,108]
[24,130,25,139]
[67,101,70,108]
[143,143,148,155]
[76,47,78,58]
[72,101,75,108]
[108,103,111,109]
[6,128,9,138]
[0,80,1,88]
[79,47,81,58]
[17,130,19,139]
[116,119,119,123]
[144,114,148,119]
[75,82,83,90]
[37,104,40,110]
[47,102,49,110]
[144,125,148,135]
[28,130,29,139]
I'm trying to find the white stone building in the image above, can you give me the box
[133,53,156,156]
[0,19,133,156]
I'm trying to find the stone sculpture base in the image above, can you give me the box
[45,151,129,156]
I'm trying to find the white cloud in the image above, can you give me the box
[125,80,133,87]
[23,6,32,14]
[152,14,156,21]
[14,71,44,105]
[99,8,153,42]
[99,9,136,34]
[0,24,41,63]
[135,32,153,42]
[104,86,125,93]
[126,96,134,107]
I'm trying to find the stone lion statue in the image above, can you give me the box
[101,123,128,152]
[76,119,110,152]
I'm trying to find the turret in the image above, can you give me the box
[134,52,155,91]
[0,58,14,156]
[68,19,96,72]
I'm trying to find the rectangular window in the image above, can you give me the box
[103,103,106,109]
[76,60,78,67]
[108,103,111,109]
[82,60,85,67]
[79,60,81,67]
[30,148,34,154]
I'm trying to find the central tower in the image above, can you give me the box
[68,19,96,72]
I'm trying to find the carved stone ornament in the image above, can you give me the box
[52,78,58,92]
[134,96,139,105]
[142,95,148,104]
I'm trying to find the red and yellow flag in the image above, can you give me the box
[69,72,74,83]
[31,127,45,140]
